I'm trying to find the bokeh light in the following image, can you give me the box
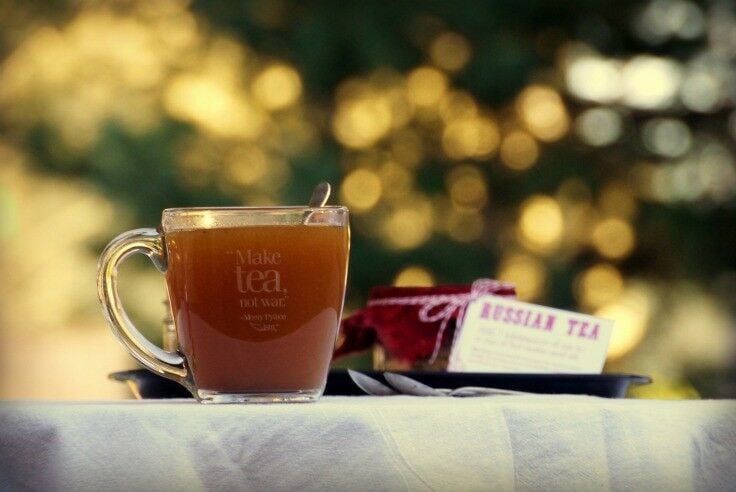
[224,146,269,186]
[599,283,653,360]
[439,91,478,122]
[442,115,500,159]
[394,265,436,287]
[251,62,303,110]
[517,195,564,254]
[429,32,472,72]
[340,168,383,213]
[500,130,539,170]
[622,56,681,110]
[165,72,263,139]
[564,49,623,104]
[574,108,623,147]
[406,66,448,107]
[592,218,636,259]
[681,68,722,113]
[642,118,691,158]
[497,253,547,301]
[516,84,570,142]
[576,263,624,309]
[381,196,434,250]
[447,165,488,210]
[633,0,705,44]
[332,88,393,148]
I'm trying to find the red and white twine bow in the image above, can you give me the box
[366,279,515,363]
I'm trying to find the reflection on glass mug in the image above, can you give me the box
[97,207,350,403]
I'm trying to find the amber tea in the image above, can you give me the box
[165,224,349,397]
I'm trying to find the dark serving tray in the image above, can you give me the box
[111,369,651,399]
[327,370,651,398]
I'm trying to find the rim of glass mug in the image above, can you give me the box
[161,206,349,231]
[163,206,348,211]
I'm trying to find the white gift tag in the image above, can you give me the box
[448,296,614,373]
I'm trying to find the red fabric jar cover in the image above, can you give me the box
[334,279,516,364]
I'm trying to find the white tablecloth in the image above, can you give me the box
[1,396,735,491]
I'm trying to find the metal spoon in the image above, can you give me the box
[308,182,331,207]
[384,372,450,396]
[448,386,532,397]
[384,372,534,397]
[349,370,535,397]
[304,182,331,224]
[347,369,397,396]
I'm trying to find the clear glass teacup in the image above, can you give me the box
[97,207,349,403]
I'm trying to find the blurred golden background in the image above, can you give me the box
[1,0,735,399]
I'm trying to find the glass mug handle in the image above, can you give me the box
[97,228,191,390]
